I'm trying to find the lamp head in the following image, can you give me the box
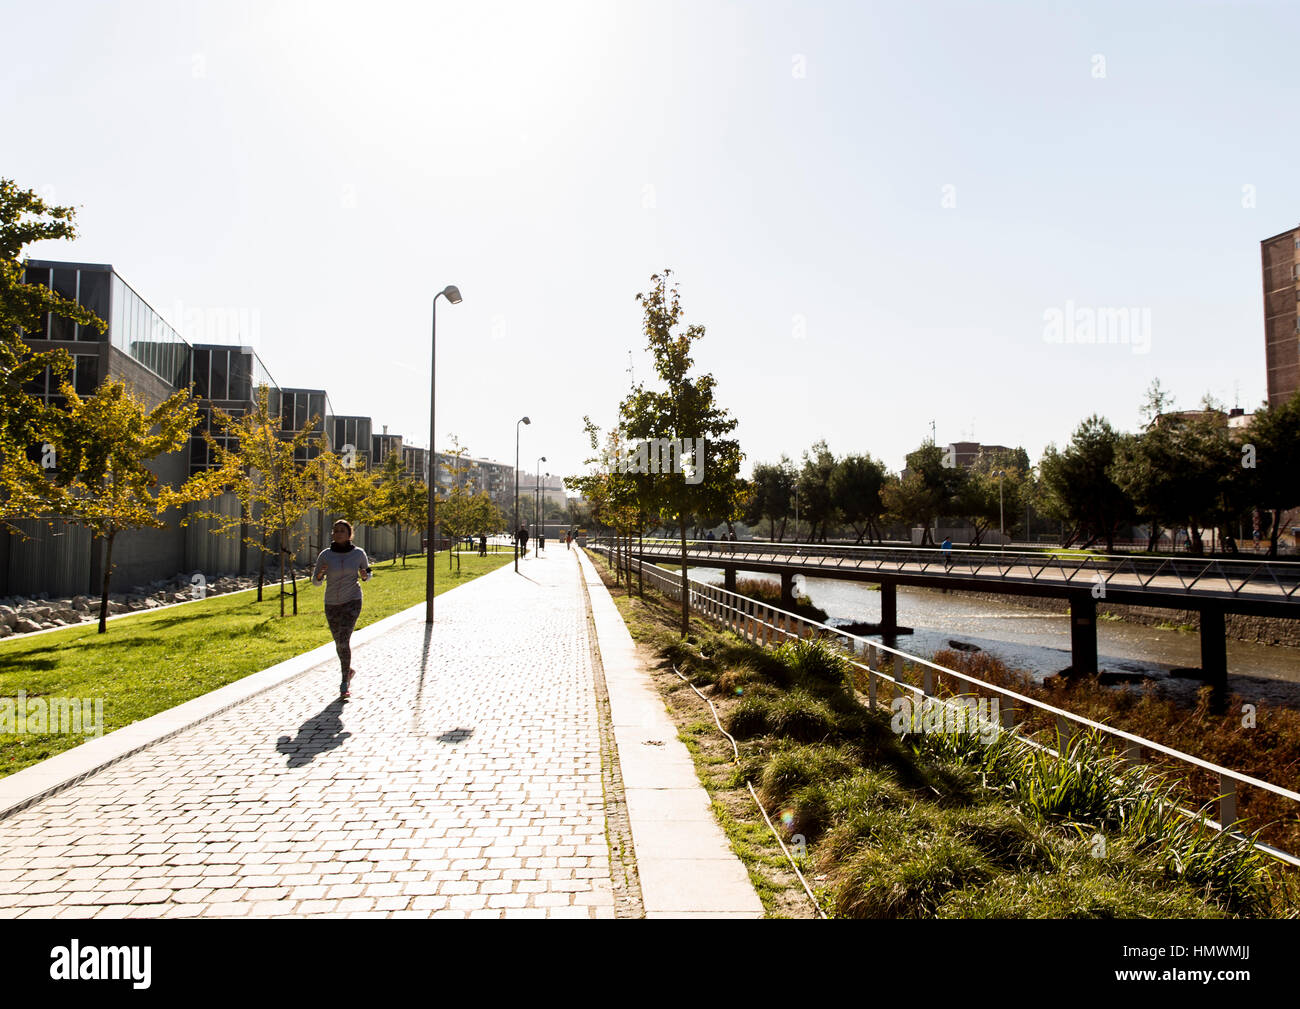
[442,285,463,304]
[521,416,531,425]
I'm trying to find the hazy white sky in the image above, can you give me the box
[9,0,1297,483]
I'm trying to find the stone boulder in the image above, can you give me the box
[14,617,42,633]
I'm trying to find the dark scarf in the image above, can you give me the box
[329,541,355,552]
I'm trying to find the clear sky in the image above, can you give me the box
[8,0,1297,483]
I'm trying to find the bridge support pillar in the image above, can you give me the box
[780,571,796,609]
[1200,605,1228,714]
[724,566,737,592]
[880,579,897,633]
[1069,593,1098,677]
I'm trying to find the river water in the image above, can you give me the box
[682,566,1300,692]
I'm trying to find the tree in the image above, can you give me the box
[881,470,939,540]
[183,387,280,602]
[890,441,966,545]
[797,439,837,542]
[185,387,323,616]
[321,451,380,544]
[1,179,106,532]
[1239,391,1300,558]
[1037,416,1134,551]
[54,380,202,632]
[829,453,888,543]
[743,457,796,541]
[436,437,483,570]
[955,448,1029,546]
[621,270,743,634]
[373,449,418,564]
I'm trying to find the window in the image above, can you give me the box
[210,348,229,400]
[73,355,97,395]
[50,270,77,340]
[192,349,209,398]
[281,393,294,431]
[295,396,307,432]
[229,353,251,402]
[77,271,109,340]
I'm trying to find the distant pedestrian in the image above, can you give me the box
[479,533,487,556]
[312,519,371,699]
[941,536,952,570]
[518,525,529,555]
[565,531,572,550]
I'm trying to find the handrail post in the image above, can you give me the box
[922,666,933,697]
[1219,773,1238,827]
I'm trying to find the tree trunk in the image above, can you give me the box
[97,531,115,634]
[257,531,266,602]
[638,525,644,596]
[279,543,286,618]
[1269,508,1281,558]
[290,558,298,615]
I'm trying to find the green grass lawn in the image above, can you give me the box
[0,550,511,779]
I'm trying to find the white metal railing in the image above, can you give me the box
[589,542,1300,866]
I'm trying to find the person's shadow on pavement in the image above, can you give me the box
[276,699,352,768]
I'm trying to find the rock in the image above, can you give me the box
[947,640,981,652]
[172,593,190,604]
[73,600,90,612]
[0,624,11,637]
[128,600,145,610]
[144,598,161,609]
[71,595,89,608]
[26,606,53,621]
[53,608,78,623]
[0,606,15,628]
[13,618,41,633]
[108,601,128,614]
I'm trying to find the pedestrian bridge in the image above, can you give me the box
[603,537,1300,693]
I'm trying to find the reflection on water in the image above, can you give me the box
[685,567,1300,686]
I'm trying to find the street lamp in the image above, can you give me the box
[514,416,530,572]
[426,284,462,625]
[535,457,546,557]
[533,460,543,556]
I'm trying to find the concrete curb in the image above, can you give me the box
[575,548,763,918]
[0,585,469,822]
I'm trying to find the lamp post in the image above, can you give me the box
[515,417,530,572]
[535,457,546,557]
[426,284,462,625]
[993,470,1005,544]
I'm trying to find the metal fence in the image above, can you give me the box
[591,541,1300,867]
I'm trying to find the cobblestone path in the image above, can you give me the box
[0,550,615,918]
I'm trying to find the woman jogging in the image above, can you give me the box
[311,519,372,699]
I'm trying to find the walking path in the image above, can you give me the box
[0,546,761,918]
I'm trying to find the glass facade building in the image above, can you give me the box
[330,416,373,469]
[22,261,189,390]
[188,344,281,475]
[278,388,334,464]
